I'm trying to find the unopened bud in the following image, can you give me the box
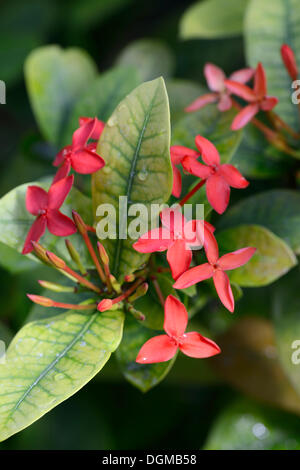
[124,274,135,283]
[65,239,86,275]
[109,275,121,294]
[72,210,87,235]
[31,241,51,265]
[97,299,113,312]
[27,294,54,307]
[46,251,66,269]
[97,242,109,266]
[128,282,148,303]
[127,304,146,322]
[38,280,75,293]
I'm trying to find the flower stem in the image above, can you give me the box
[179,180,206,206]
[151,277,165,308]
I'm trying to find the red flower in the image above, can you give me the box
[22,176,76,254]
[53,117,105,183]
[185,63,254,112]
[79,116,105,140]
[224,63,278,130]
[173,233,256,312]
[181,136,249,214]
[133,207,215,280]
[281,44,298,81]
[170,145,200,197]
[136,295,221,363]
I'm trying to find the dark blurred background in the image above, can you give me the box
[0,0,300,450]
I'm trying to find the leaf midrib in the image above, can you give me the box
[112,83,159,276]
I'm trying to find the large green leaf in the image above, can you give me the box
[272,267,300,397]
[172,105,242,163]
[63,66,141,145]
[92,78,173,281]
[0,180,94,269]
[217,190,300,254]
[116,316,176,392]
[115,39,175,82]
[180,0,249,39]
[217,225,297,286]
[25,45,97,146]
[204,399,300,450]
[0,308,124,442]
[245,0,300,130]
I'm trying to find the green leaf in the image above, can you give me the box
[212,317,300,415]
[217,190,300,255]
[180,0,249,39]
[272,266,300,397]
[62,66,141,145]
[25,45,97,146]
[166,79,205,124]
[172,105,242,163]
[116,316,176,392]
[115,39,175,81]
[92,77,173,281]
[245,0,300,130]
[217,225,297,286]
[0,308,124,442]
[0,242,36,273]
[69,0,133,31]
[0,180,94,269]
[230,125,291,179]
[204,399,300,450]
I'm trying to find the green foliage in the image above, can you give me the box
[217,225,297,286]
[25,45,97,146]
[245,0,300,130]
[92,78,173,281]
[115,39,175,82]
[180,0,249,39]
[0,308,124,442]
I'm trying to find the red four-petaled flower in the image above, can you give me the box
[133,207,215,280]
[224,63,278,130]
[53,117,105,183]
[170,145,200,198]
[181,135,249,214]
[136,295,221,363]
[185,63,254,112]
[22,176,76,254]
[173,233,256,312]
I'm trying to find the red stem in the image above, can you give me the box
[179,180,206,207]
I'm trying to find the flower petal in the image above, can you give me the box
[260,96,278,111]
[224,80,257,102]
[231,103,259,130]
[22,216,47,254]
[171,164,182,198]
[136,335,177,364]
[52,160,71,184]
[47,209,77,236]
[184,220,215,248]
[229,68,254,84]
[254,62,267,99]
[203,230,219,265]
[204,63,226,92]
[160,207,186,236]
[218,247,256,270]
[53,146,72,167]
[79,117,105,140]
[206,174,230,214]
[167,239,192,280]
[181,155,212,179]
[173,263,213,289]
[170,145,199,165]
[179,332,221,358]
[195,135,220,166]
[48,175,74,209]
[213,270,234,312]
[218,93,232,112]
[164,294,188,338]
[185,93,218,112]
[133,228,172,253]
[26,186,48,215]
[219,164,249,188]
[281,44,298,81]
[71,149,105,174]
[72,118,96,149]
